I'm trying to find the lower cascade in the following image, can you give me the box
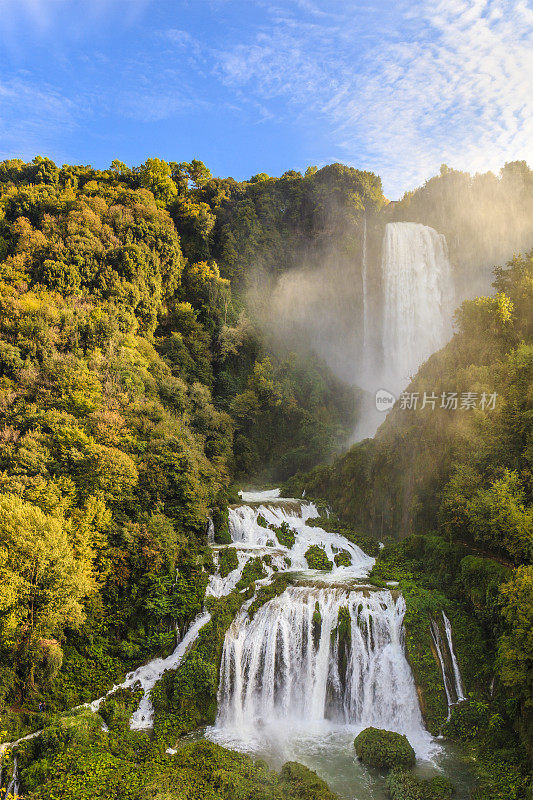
[217,587,424,735]
[207,493,435,760]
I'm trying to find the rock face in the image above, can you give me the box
[353,727,416,770]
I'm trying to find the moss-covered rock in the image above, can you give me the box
[218,547,239,578]
[257,514,269,528]
[353,727,416,770]
[305,545,333,571]
[386,768,454,800]
[280,760,340,799]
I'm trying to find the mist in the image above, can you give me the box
[245,163,533,442]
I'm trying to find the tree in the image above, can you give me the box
[498,566,533,705]
[0,494,94,687]
[137,158,178,206]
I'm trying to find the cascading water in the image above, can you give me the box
[2,756,18,800]
[430,613,466,718]
[442,612,466,703]
[89,611,211,729]
[207,492,434,762]
[430,619,455,713]
[380,222,454,392]
[215,587,431,754]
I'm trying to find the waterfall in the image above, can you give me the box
[88,611,211,729]
[380,222,454,391]
[442,612,466,703]
[361,216,369,372]
[203,491,435,762]
[430,619,454,715]
[3,756,18,800]
[212,583,433,758]
[430,614,466,718]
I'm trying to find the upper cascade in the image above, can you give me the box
[380,222,454,392]
[207,498,375,598]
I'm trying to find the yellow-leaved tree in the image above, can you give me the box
[0,494,94,692]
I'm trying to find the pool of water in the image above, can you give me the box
[194,725,475,800]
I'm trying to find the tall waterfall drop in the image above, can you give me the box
[361,216,369,372]
[380,222,454,392]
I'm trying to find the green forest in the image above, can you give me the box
[0,156,531,800]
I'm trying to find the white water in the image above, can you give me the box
[430,619,454,714]
[442,612,466,703]
[2,756,18,799]
[89,611,211,729]
[239,488,281,502]
[206,499,374,598]
[381,222,454,392]
[213,586,434,759]
[207,491,434,762]
[430,614,466,718]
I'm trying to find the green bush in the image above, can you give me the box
[354,727,416,770]
[305,545,333,571]
[236,556,267,589]
[212,507,232,544]
[334,549,352,567]
[272,520,296,548]
[386,768,454,800]
[218,547,239,577]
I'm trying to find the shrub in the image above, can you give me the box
[218,547,239,577]
[272,521,296,548]
[386,768,454,800]
[334,550,352,567]
[305,545,333,571]
[442,700,490,741]
[212,507,231,544]
[353,727,415,770]
[236,557,267,589]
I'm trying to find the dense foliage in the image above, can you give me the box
[0,156,377,723]
[0,154,531,800]
[12,707,341,800]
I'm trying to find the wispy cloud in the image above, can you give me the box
[212,0,533,195]
[0,77,76,161]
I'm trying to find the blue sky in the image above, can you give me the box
[0,0,532,198]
